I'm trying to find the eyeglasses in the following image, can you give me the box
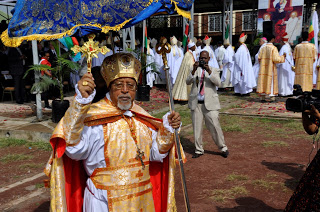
[112,82,136,91]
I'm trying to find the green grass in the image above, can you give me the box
[252,179,278,190]
[220,115,252,133]
[0,138,27,147]
[28,141,52,151]
[0,137,52,151]
[0,154,33,163]
[19,163,44,170]
[153,105,192,127]
[226,173,249,181]
[35,183,44,189]
[210,186,249,202]
[261,141,289,147]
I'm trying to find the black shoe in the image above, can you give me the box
[192,153,203,158]
[221,150,229,158]
[260,100,267,103]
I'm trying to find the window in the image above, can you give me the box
[242,12,257,31]
[208,14,222,32]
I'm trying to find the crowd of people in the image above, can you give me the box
[145,31,319,103]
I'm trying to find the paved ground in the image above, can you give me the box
[0,88,302,211]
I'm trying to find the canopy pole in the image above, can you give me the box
[156,40,191,212]
[190,3,194,39]
[32,40,42,120]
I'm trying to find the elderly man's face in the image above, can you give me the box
[109,77,136,110]
[259,39,265,46]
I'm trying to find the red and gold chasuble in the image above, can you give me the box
[45,97,185,212]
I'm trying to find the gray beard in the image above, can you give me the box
[117,102,132,110]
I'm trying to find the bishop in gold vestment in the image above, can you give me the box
[45,53,184,212]
[257,42,285,96]
[293,33,317,92]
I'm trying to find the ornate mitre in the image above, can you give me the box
[203,35,211,45]
[239,33,247,43]
[101,53,141,87]
[223,38,230,45]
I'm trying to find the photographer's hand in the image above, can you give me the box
[203,64,212,75]
[302,105,320,135]
[192,62,199,75]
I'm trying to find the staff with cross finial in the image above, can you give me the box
[71,34,110,85]
[156,37,191,212]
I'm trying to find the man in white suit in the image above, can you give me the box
[186,50,229,158]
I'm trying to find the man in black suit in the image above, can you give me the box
[7,47,26,104]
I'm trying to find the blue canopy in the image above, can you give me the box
[1,0,193,47]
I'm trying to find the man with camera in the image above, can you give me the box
[186,50,229,158]
[285,104,320,210]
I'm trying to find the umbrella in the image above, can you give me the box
[1,0,193,47]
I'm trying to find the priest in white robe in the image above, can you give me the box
[233,33,256,95]
[277,33,295,96]
[177,40,184,52]
[221,39,234,88]
[146,38,156,88]
[167,36,183,85]
[202,35,219,69]
[252,37,267,83]
[215,41,226,70]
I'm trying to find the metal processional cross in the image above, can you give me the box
[71,34,110,73]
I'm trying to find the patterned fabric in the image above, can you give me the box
[2,0,194,47]
[285,150,320,211]
[293,42,317,92]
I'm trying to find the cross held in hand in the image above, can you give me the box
[156,37,171,68]
[71,33,110,73]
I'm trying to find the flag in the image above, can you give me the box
[308,11,318,53]
[58,37,81,62]
[182,23,189,47]
[309,11,319,85]
[145,26,148,49]
[225,24,230,39]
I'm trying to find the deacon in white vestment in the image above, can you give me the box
[277,34,295,96]
[253,37,267,83]
[220,39,234,88]
[233,33,256,95]
[167,36,183,85]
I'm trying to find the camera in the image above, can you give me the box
[285,84,320,112]
[199,60,206,68]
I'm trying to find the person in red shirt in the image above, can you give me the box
[39,52,52,77]
[39,51,52,110]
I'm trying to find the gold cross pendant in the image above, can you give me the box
[135,148,145,170]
